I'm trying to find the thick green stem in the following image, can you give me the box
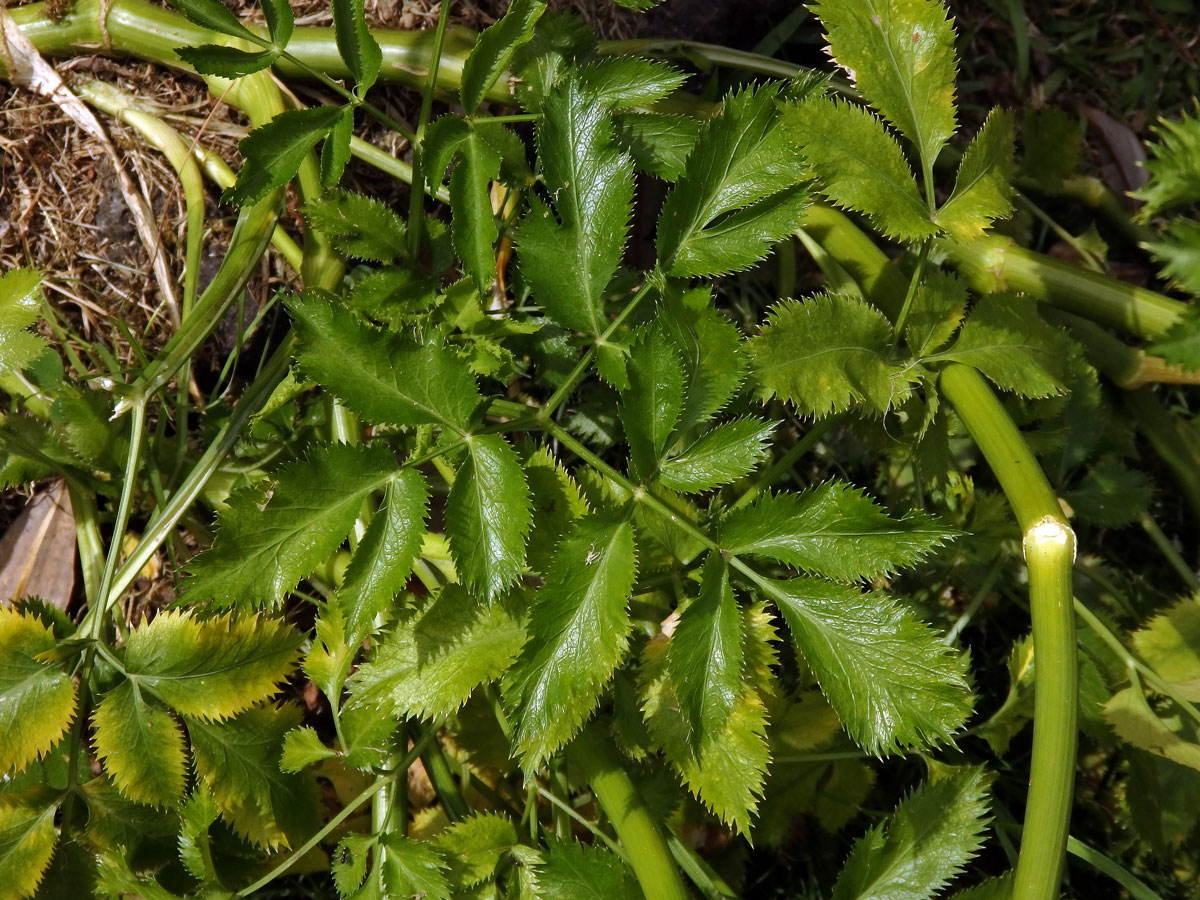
[939,364,1076,900]
[567,726,689,900]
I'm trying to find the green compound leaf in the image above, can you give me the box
[338,469,430,647]
[173,44,277,78]
[506,515,637,770]
[613,111,700,181]
[0,793,59,900]
[177,782,221,883]
[289,293,482,431]
[784,97,934,242]
[524,443,590,576]
[380,833,452,899]
[1132,596,1200,702]
[720,483,956,582]
[538,837,642,900]
[0,606,76,775]
[1105,686,1200,771]
[124,611,302,721]
[1147,302,1200,368]
[658,417,775,493]
[934,108,1015,240]
[450,131,502,292]
[279,726,336,773]
[0,267,48,378]
[667,555,744,754]
[832,766,991,900]
[660,286,749,431]
[434,812,517,887]
[163,0,256,40]
[332,0,382,96]
[446,434,532,602]
[187,704,318,849]
[641,602,775,833]
[225,106,343,207]
[320,106,354,188]
[813,0,958,176]
[260,0,294,47]
[760,577,973,755]
[460,0,547,113]
[348,584,525,721]
[517,73,633,335]
[184,443,397,608]
[579,57,686,110]
[749,293,911,419]
[657,83,809,277]
[303,189,408,262]
[1064,458,1152,528]
[620,323,684,477]
[933,294,1070,398]
[904,269,968,356]
[1133,107,1200,219]
[92,681,186,809]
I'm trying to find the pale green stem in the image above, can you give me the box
[1138,511,1200,592]
[406,0,453,259]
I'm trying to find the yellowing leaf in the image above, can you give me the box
[125,611,302,721]
[1133,597,1200,702]
[0,607,76,775]
[0,267,48,378]
[934,107,1015,240]
[92,681,186,809]
[0,793,59,900]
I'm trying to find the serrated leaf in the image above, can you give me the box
[424,115,472,192]
[380,833,452,899]
[657,84,808,276]
[524,444,589,575]
[450,132,501,292]
[163,0,255,40]
[905,269,967,356]
[517,74,633,335]
[332,833,374,898]
[831,766,991,900]
[620,323,684,476]
[0,793,59,900]
[813,0,958,174]
[640,602,774,832]
[461,0,547,113]
[579,58,686,109]
[1133,596,1200,702]
[92,681,186,809]
[434,812,517,887]
[226,107,343,206]
[184,443,396,607]
[0,268,47,378]
[1133,107,1200,218]
[1147,302,1200,368]
[320,106,355,187]
[935,108,1015,240]
[332,0,382,95]
[446,434,532,602]
[1064,458,1152,527]
[178,782,220,883]
[933,294,1069,397]
[95,849,185,900]
[49,384,127,467]
[660,286,748,431]
[613,112,699,181]
[658,417,774,493]
[303,189,407,262]
[348,585,525,721]
[668,555,744,753]
[505,515,637,770]
[174,45,277,78]
[1147,220,1200,298]
[760,577,972,754]
[280,727,336,772]
[946,874,1015,900]
[750,294,911,418]
[289,294,482,431]
[537,838,641,900]
[0,607,75,775]
[1105,686,1200,771]
[260,0,294,47]
[1019,107,1082,191]
[124,611,301,719]
[187,704,318,848]
[338,469,430,647]
[784,97,934,241]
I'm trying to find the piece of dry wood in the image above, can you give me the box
[0,479,76,609]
